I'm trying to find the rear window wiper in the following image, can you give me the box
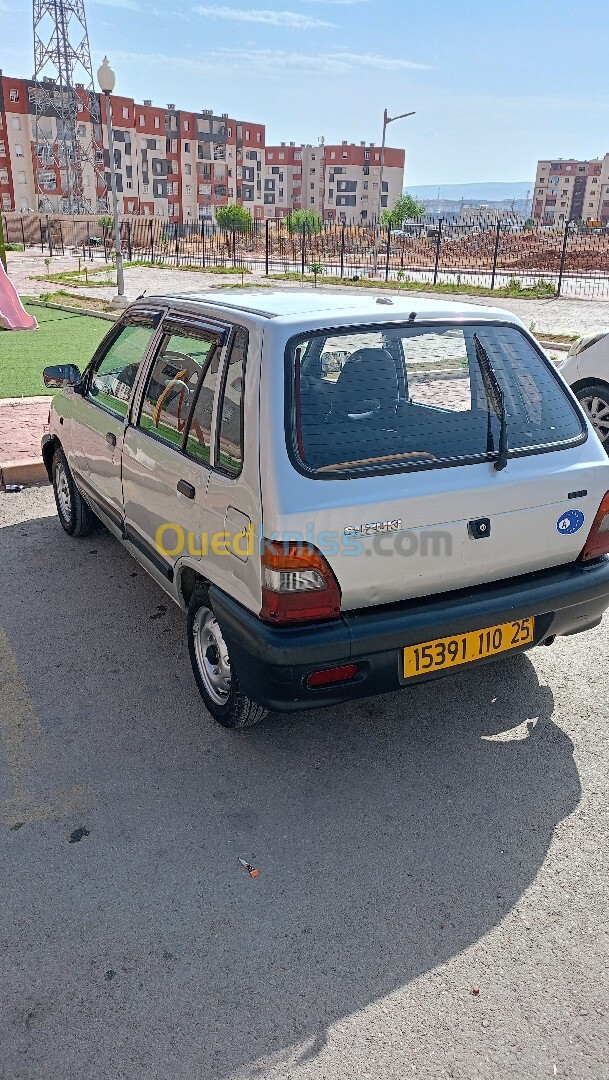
[473,334,508,471]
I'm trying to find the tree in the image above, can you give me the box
[97,215,114,230]
[308,262,324,287]
[285,209,323,236]
[215,205,253,231]
[380,193,425,229]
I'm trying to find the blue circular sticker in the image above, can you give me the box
[557,510,585,535]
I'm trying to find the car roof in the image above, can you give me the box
[152,289,519,326]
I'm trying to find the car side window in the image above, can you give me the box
[183,345,223,465]
[216,328,248,476]
[89,323,156,418]
[139,327,216,450]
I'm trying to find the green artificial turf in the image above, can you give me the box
[0,303,110,398]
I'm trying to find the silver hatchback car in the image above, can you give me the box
[43,290,609,728]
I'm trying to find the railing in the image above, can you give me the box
[3,212,609,299]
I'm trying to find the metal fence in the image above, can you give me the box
[3,212,609,299]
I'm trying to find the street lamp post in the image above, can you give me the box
[96,56,128,306]
[372,107,415,277]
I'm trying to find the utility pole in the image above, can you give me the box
[372,108,415,276]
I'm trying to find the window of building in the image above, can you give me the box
[330,151,335,160]
[184,119,189,132]
[122,107,129,119]
[127,201,134,212]
[256,132,261,142]
[184,163,192,175]
[186,184,192,196]
[2,194,11,209]
[139,114,145,125]
[9,88,19,103]
[279,152,284,160]
[12,117,21,131]
[245,129,250,139]
[15,144,23,157]
[342,151,347,159]
[184,141,191,153]
[126,180,132,189]
[0,142,5,156]
[143,184,149,193]
[154,117,160,129]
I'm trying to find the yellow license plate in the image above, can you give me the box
[404,618,535,679]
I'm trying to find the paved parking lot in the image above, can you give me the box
[1,486,609,1080]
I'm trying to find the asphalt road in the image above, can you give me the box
[1,485,608,1080]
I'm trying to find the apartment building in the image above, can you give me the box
[532,155,609,225]
[0,71,104,214]
[322,142,404,224]
[1,69,406,225]
[264,140,405,224]
[0,69,267,221]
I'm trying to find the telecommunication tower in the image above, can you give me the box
[32,0,107,213]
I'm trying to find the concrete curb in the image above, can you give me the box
[0,459,48,487]
[25,298,118,321]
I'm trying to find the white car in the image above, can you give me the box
[42,291,609,729]
[558,332,609,451]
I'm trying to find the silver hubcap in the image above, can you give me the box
[54,462,71,520]
[581,394,609,443]
[193,606,232,706]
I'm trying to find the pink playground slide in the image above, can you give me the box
[0,261,38,330]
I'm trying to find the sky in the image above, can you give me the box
[1,0,608,186]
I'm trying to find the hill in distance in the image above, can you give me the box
[407,182,531,202]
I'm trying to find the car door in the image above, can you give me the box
[121,313,229,584]
[68,310,163,532]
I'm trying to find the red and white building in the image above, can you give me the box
[0,69,405,225]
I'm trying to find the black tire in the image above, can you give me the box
[51,446,97,537]
[576,382,609,450]
[187,585,268,729]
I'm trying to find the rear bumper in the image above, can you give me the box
[210,557,609,713]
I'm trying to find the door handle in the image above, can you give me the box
[177,479,195,499]
[106,431,117,447]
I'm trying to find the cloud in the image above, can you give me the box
[89,0,143,9]
[297,0,369,4]
[112,47,432,80]
[193,6,334,27]
[218,47,433,73]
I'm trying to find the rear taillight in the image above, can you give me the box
[579,491,609,562]
[260,540,341,624]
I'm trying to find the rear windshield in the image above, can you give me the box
[287,323,584,477]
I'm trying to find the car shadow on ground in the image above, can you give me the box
[0,508,581,1080]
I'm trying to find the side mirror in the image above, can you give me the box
[43,364,82,389]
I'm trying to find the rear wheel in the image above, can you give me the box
[52,446,96,537]
[187,586,268,729]
[577,383,609,449]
